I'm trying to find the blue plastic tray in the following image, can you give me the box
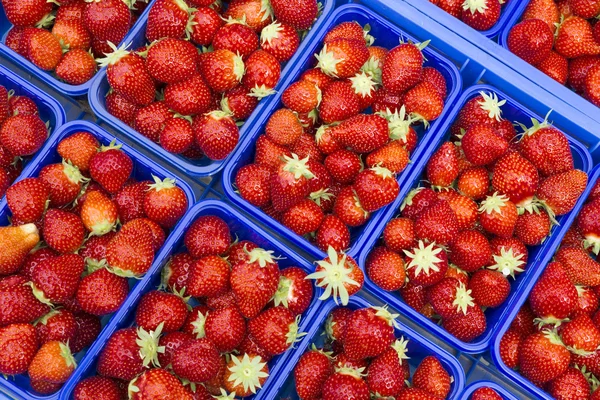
[358,83,593,354]
[222,2,462,260]
[0,120,195,400]
[0,0,153,96]
[459,381,519,400]
[264,293,466,399]
[491,164,600,400]
[87,0,335,178]
[59,199,322,400]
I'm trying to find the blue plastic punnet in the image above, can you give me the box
[491,164,600,400]
[87,0,335,178]
[223,2,462,260]
[459,381,519,400]
[262,293,466,399]
[358,84,593,354]
[0,120,195,400]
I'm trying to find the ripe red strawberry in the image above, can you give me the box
[164,76,212,117]
[412,356,451,399]
[161,253,193,293]
[213,22,259,59]
[537,169,587,215]
[74,376,123,400]
[146,38,198,85]
[522,0,559,31]
[135,290,187,333]
[471,387,504,400]
[269,154,314,212]
[414,199,459,245]
[6,177,49,223]
[193,111,239,160]
[491,151,539,208]
[322,367,369,400]
[316,38,369,79]
[248,305,302,355]
[426,142,459,188]
[548,367,592,400]
[112,181,147,224]
[462,124,508,166]
[221,85,259,120]
[28,340,76,384]
[32,254,84,304]
[129,368,192,400]
[315,215,351,252]
[35,309,77,346]
[282,80,321,114]
[105,220,155,277]
[172,338,220,383]
[366,140,410,175]
[98,45,155,107]
[319,80,361,124]
[204,306,245,353]
[530,261,578,324]
[308,247,364,306]
[223,353,269,396]
[333,113,389,153]
[270,0,317,30]
[56,49,97,85]
[39,161,87,207]
[537,51,569,84]
[556,246,600,286]
[344,306,397,360]
[146,0,190,40]
[265,108,303,146]
[402,81,444,122]
[241,49,280,99]
[442,302,486,341]
[235,164,271,207]
[184,215,230,258]
[43,209,85,254]
[89,141,133,194]
[556,16,600,59]
[366,339,409,397]
[0,323,38,375]
[142,176,187,228]
[224,0,272,31]
[519,120,573,177]
[0,114,47,156]
[332,186,369,227]
[514,209,551,246]
[479,193,518,237]
[461,0,501,31]
[83,0,129,43]
[282,198,324,235]
[427,278,473,319]
[70,312,101,353]
[20,247,57,281]
[324,149,361,184]
[260,21,299,62]
[499,329,521,369]
[199,49,245,92]
[403,241,449,287]
[382,42,425,94]
[0,275,50,326]
[2,0,52,26]
[76,267,128,315]
[29,379,62,395]
[353,166,399,212]
[270,267,311,316]
[519,330,571,383]
[469,269,510,307]
[586,63,600,106]
[457,167,489,200]
[26,30,62,71]
[294,348,333,399]
[366,246,406,291]
[561,313,600,354]
[448,230,492,272]
[156,331,194,369]
[186,255,230,299]
[507,19,554,65]
[188,6,223,46]
[133,102,173,142]
[383,217,415,253]
[57,131,99,173]
[105,92,139,127]
[569,55,600,93]
[577,200,600,254]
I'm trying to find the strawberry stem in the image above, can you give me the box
[227,354,269,394]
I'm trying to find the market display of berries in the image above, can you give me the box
[0,85,52,197]
[506,0,600,107]
[0,0,147,85]
[365,90,588,343]
[103,0,320,163]
[292,305,454,400]
[428,0,505,32]
[0,130,188,394]
[73,213,314,399]
[235,20,449,254]
[498,177,600,399]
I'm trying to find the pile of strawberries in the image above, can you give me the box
[293,306,454,400]
[0,130,188,394]
[1,0,147,85]
[235,21,449,254]
[428,0,506,32]
[104,0,319,162]
[365,90,588,343]
[507,0,600,106]
[0,85,50,197]
[469,387,504,399]
[498,178,600,399]
[73,214,315,399]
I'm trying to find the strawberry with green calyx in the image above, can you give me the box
[555,246,600,287]
[514,207,553,246]
[58,131,99,174]
[43,209,86,254]
[491,151,539,208]
[344,306,399,360]
[478,192,518,238]
[39,160,89,207]
[223,353,269,396]
[414,198,459,245]
[377,106,418,152]
[81,190,118,236]
[172,338,220,383]
[271,267,313,315]
[469,269,510,307]
[529,261,578,327]
[248,306,306,355]
[0,275,50,326]
[306,246,364,306]
[382,40,428,95]
[577,200,600,255]
[128,368,193,400]
[135,290,188,333]
[366,337,410,396]
[259,21,299,62]
[404,80,445,123]
[461,0,501,31]
[270,153,314,212]
[146,0,194,41]
[488,247,526,279]
[403,240,448,287]
[143,175,188,229]
[193,110,240,161]
[332,113,389,154]
[315,38,369,79]
[519,330,571,384]
[318,80,361,124]
[536,169,588,216]
[353,166,399,212]
[28,340,76,384]
[428,278,475,320]
[199,49,245,93]
[348,71,378,109]
[31,253,85,305]
[366,140,410,175]
[322,366,369,400]
[242,49,281,99]
[0,224,40,275]
[181,305,209,339]
[426,141,459,189]
[561,313,600,355]
[332,186,370,227]
[34,309,77,345]
[294,345,334,399]
[89,139,133,194]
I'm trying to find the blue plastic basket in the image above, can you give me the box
[59,199,323,400]
[490,164,600,400]
[459,381,519,400]
[0,0,153,97]
[87,0,335,179]
[262,293,466,399]
[222,2,462,261]
[358,83,593,354]
[0,120,195,400]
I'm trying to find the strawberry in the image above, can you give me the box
[52,18,91,51]
[156,331,193,369]
[520,120,574,177]
[382,42,425,94]
[514,209,551,246]
[316,38,369,79]
[499,329,521,369]
[76,267,128,315]
[56,49,97,85]
[366,246,406,291]
[89,141,133,194]
[235,164,271,207]
[113,181,148,224]
[241,49,280,99]
[426,142,459,188]
[248,305,303,355]
[188,6,223,46]
[442,302,486,341]
[333,186,369,227]
[223,353,269,396]
[519,330,571,383]
[204,306,245,353]
[548,367,592,400]
[461,0,501,31]
[129,368,192,400]
[0,114,47,156]
[265,108,303,146]
[491,151,539,208]
[366,339,409,396]
[522,0,559,31]
[282,80,321,114]
[507,19,554,65]
[213,21,259,59]
[0,224,40,275]
[457,167,489,200]
[294,347,333,399]
[142,176,187,228]
[569,56,600,94]
[530,262,578,324]
[224,0,273,31]
[0,323,38,375]
[586,63,600,106]
[172,337,220,383]
[561,313,600,354]
[536,169,587,215]
[6,178,49,224]
[97,325,165,381]
[412,356,451,399]
[186,255,230,298]
[2,0,51,26]
[402,81,444,122]
[468,269,510,307]
[161,252,193,293]
[70,312,101,353]
[135,290,187,333]
[270,267,311,316]
[383,217,415,253]
[35,309,77,346]
[315,215,351,252]
[414,199,459,245]
[146,38,198,85]
[83,0,129,43]
[21,247,57,280]
[0,275,50,325]
[404,240,449,287]
[366,140,410,174]
[462,124,508,166]
[146,0,191,41]
[343,306,397,360]
[184,215,231,258]
[105,220,155,277]
[26,30,62,71]
[32,254,84,304]
[318,80,361,124]
[98,45,155,107]
[510,304,536,337]
[578,200,600,254]
[57,131,99,173]
[221,85,259,120]
[74,376,123,400]
[43,209,85,254]
[282,198,325,235]
[471,387,503,400]
[556,16,600,59]
[193,111,239,160]
[448,230,492,272]
[39,160,87,208]
[260,21,299,62]
[134,102,173,142]
[269,0,317,29]
[106,92,139,128]
[322,367,369,400]
[479,193,518,237]
[333,113,389,153]
[199,49,245,92]
[269,153,314,212]
[353,166,399,212]
[28,341,76,384]
[427,277,472,320]
[324,150,362,184]
[555,246,600,286]
[488,238,527,278]
[537,51,569,84]
[164,76,212,116]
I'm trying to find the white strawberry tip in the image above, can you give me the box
[452,283,475,315]
[349,71,377,98]
[26,282,54,307]
[306,246,361,306]
[315,44,341,78]
[477,91,506,122]
[390,336,411,364]
[584,235,600,255]
[462,0,489,14]
[372,305,400,329]
[271,275,292,308]
[478,192,509,214]
[260,21,283,46]
[59,341,77,368]
[233,53,245,83]
[96,42,133,67]
[227,354,269,394]
[310,188,334,206]
[249,84,276,99]
[190,309,207,339]
[136,321,166,368]
[400,186,424,211]
[148,174,176,192]
[282,154,315,180]
[285,315,307,346]
[489,248,525,279]
[360,56,382,85]
[246,247,279,267]
[403,241,444,277]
